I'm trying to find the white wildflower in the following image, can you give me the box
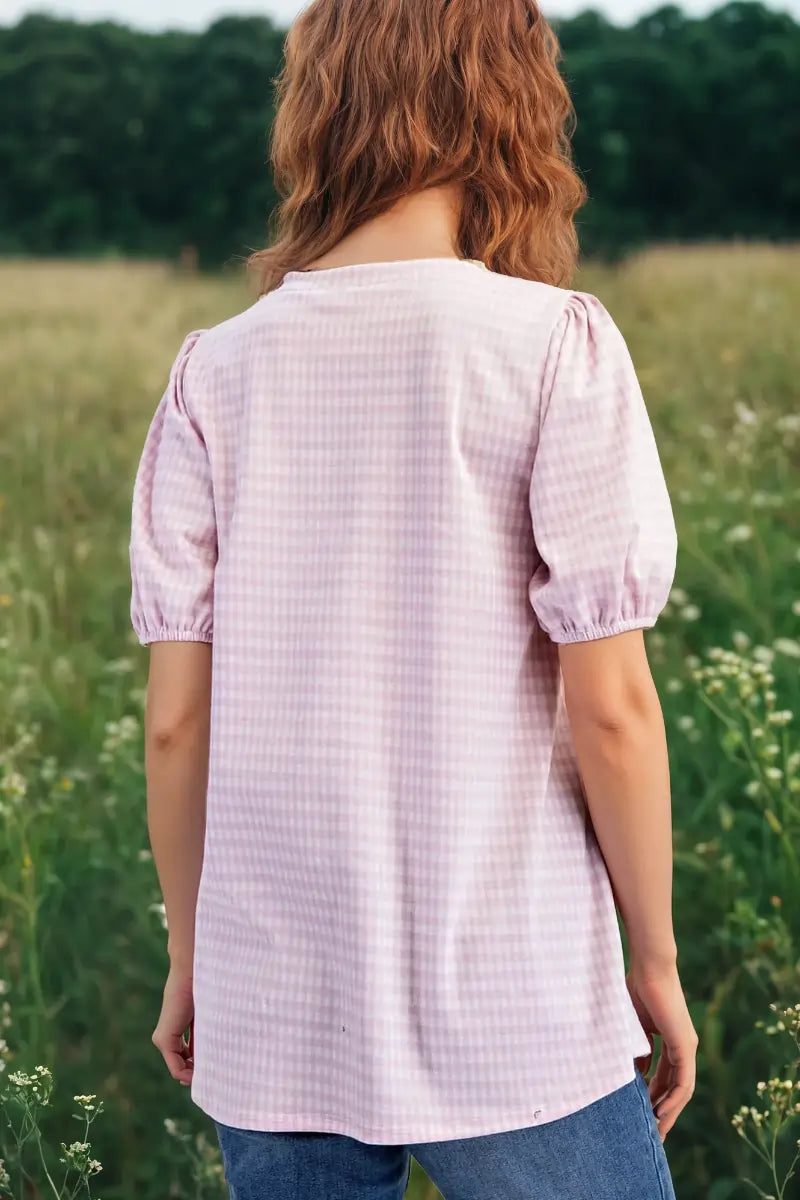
[724,524,753,544]
[734,402,758,426]
[767,710,793,726]
[0,772,26,799]
[773,638,800,659]
[104,658,135,675]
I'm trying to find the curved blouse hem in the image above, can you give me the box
[550,616,659,645]
[191,1061,640,1145]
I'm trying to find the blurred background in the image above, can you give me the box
[0,2,799,1198]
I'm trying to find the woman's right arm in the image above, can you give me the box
[559,627,698,1141]
[527,289,696,1138]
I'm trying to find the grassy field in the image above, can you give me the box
[0,247,799,1199]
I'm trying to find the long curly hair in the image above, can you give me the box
[248,0,587,294]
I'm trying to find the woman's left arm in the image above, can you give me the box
[145,641,212,976]
[129,328,216,1085]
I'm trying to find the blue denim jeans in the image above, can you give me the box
[213,1064,677,1199]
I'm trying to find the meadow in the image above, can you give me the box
[0,246,799,1199]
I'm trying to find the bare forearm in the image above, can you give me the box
[568,702,677,969]
[145,720,209,975]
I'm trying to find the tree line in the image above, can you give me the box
[0,2,798,266]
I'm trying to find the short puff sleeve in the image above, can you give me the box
[528,291,677,644]
[129,329,217,645]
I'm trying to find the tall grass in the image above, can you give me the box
[0,247,799,1198]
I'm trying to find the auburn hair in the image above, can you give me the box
[247,0,587,294]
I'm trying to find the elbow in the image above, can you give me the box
[145,706,208,752]
[143,642,212,752]
[581,708,649,737]
[147,723,183,753]
[566,679,662,735]
[558,624,664,734]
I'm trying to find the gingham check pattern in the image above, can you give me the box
[130,258,677,1143]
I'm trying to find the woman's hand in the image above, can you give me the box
[626,960,698,1141]
[152,967,195,1086]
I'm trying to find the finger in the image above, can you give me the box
[656,1073,694,1121]
[653,1070,695,1138]
[153,1030,195,1083]
[657,1084,695,1137]
[647,1046,672,1109]
[159,1046,194,1083]
[165,1050,194,1084]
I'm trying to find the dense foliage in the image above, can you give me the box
[0,2,798,265]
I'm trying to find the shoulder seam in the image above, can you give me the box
[537,290,577,438]
[175,328,210,431]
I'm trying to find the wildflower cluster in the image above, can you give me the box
[163,1116,226,1191]
[775,412,800,441]
[0,724,52,821]
[0,1065,106,1199]
[0,725,37,775]
[731,1003,800,1199]
[102,657,135,677]
[149,900,168,931]
[58,1139,102,1177]
[657,585,703,712]
[661,585,702,626]
[760,1004,800,1040]
[722,399,763,469]
[0,973,12,1078]
[688,642,798,805]
[73,1093,104,1118]
[5,1064,53,1108]
[0,771,26,802]
[99,714,140,765]
[731,1078,800,1132]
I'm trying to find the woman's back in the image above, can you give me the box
[130,255,676,1142]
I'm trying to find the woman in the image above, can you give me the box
[129,1,697,1197]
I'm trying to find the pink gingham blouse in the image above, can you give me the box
[129,257,677,1143]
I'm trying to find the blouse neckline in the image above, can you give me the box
[280,257,489,289]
